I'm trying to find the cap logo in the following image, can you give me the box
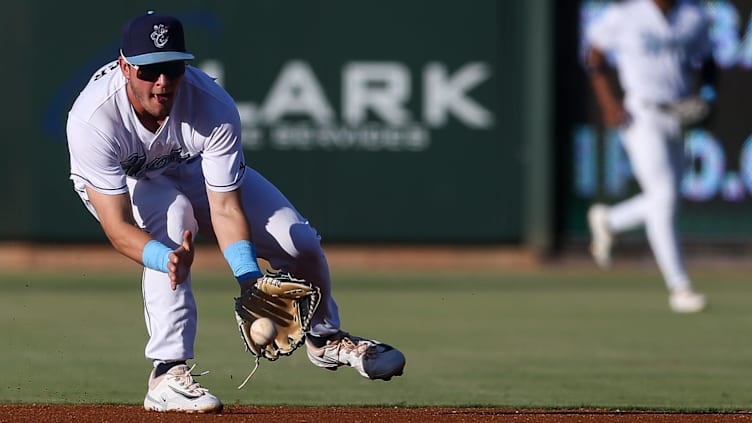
[150,24,170,49]
[121,13,193,64]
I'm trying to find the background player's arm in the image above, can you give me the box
[586,47,628,127]
[85,186,193,288]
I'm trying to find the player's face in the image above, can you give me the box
[120,57,185,128]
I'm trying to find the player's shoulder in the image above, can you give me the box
[614,0,650,14]
[68,60,126,123]
[592,0,641,24]
[181,66,237,111]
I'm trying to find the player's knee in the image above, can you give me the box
[264,207,323,260]
[166,196,198,243]
[647,179,680,209]
[289,223,325,262]
[651,190,679,217]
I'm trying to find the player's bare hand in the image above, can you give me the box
[168,230,195,290]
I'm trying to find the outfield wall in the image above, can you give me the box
[3,0,751,251]
[2,0,551,246]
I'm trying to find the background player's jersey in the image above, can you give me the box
[67,61,246,196]
[585,0,712,107]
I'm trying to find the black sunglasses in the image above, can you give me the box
[128,60,186,82]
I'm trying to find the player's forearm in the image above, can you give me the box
[206,189,261,285]
[85,186,162,268]
[207,189,252,251]
[213,213,252,250]
[589,73,619,112]
[102,222,157,266]
[214,214,261,286]
[585,48,620,113]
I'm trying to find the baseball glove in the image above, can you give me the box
[663,95,711,127]
[234,271,321,362]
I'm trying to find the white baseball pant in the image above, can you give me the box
[606,102,691,291]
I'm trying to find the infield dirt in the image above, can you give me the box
[3,405,752,422]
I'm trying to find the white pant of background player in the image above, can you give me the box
[588,101,706,313]
[76,158,341,361]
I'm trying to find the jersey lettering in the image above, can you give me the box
[641,32,688,62]
[93,62,120,82]
[120,148,190,177]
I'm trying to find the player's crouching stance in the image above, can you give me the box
[66,12,404,413]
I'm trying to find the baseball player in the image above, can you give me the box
[66,11,405,413]
[584,0,717,313]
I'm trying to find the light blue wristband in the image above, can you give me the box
[142,240,171,273]
[223,240,262,284]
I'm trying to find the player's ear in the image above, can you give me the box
[118,57,131,80]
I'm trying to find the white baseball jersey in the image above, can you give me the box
[586,0,712,108]
[67,61,246,197]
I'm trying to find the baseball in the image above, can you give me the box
[250,317,277,346]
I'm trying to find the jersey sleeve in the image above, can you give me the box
[66,113,128,195]
[199,107,246,193]
[585,5,623,52]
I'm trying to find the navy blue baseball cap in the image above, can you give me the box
[120,11,194,65]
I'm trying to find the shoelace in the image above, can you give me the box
[170,364,210,395]
[336,336,371,357]
[237,334,377,390]
[238,357,260,390]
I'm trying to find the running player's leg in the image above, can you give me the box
[606,122,650,234]
[620,116,690,290]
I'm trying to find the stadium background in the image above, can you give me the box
[1,0,751,257]
[5,2,752,419]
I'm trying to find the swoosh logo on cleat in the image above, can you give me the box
[169,385,202,399]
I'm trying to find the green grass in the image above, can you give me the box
[1,266,751,410]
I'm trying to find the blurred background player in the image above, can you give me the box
[66,11,405,413]
[583,0,717,313]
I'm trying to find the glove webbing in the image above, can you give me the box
[236,287,297,328]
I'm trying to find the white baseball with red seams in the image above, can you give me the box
[250,318,277,347]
